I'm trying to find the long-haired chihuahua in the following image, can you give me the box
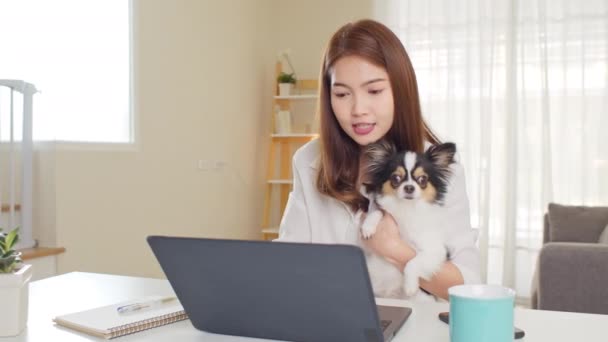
[359,140,457,298]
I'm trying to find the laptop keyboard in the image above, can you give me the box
[380,320,392,331]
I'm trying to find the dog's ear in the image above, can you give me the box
[425,142,457,170]
[363,140,396,165]
[361,140,397,180]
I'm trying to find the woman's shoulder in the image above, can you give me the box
[293,138,320,170]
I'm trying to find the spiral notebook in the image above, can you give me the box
[53,295,188,339]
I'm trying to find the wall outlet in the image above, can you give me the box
[198,159,212,171]
[213,161,227,170]
[198,159,226,171]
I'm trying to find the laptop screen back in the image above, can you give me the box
[147,236,385,342]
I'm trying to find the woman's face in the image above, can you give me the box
[329,55,394,146]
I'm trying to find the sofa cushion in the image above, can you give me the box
[548,203,608,243]
[599,224,608,245]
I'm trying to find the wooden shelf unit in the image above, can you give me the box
[261,62,318,241]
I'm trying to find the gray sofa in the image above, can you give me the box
[530,203,608,314]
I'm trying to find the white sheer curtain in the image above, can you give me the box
[374,0,608,301]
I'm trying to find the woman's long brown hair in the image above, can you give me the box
[316,19,440,212]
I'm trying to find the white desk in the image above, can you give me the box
[4,272,608,342]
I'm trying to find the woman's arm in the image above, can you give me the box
[364,214,463,300]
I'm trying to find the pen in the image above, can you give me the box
[117,296,177,314]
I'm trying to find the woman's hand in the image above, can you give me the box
[362,213,463,300]
[363,213,416,270]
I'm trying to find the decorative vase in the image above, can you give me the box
[278,83,292,96]
[0,264,32,337]
[275,110,292,134]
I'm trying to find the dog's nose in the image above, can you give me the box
[404,185,415,194]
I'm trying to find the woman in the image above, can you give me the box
[276,19,480,300]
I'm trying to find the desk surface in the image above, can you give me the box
[4,272,608,342]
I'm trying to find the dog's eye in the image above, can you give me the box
[390,174,402,187]
[417,175,428,187]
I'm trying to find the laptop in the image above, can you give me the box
[147,236,412,342]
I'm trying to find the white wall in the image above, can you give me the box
[31,0,373,278]
[48,0,275,278]
[271,0,373,79]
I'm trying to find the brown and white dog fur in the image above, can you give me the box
[359,141,457,298]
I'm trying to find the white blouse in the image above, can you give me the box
[276,139,482,286]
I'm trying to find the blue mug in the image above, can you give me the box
[448,284,515,342]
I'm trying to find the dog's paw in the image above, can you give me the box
[403,262,420,297]
[403,274,420,297]
[360,210,382,239]
[361,219,377,239]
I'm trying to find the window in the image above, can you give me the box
[375,0,608,298]
[0,0,131,143]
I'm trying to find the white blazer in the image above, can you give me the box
[276,139,481,285]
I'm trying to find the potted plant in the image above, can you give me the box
[0,227,32,337]
[277,72,297,96]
